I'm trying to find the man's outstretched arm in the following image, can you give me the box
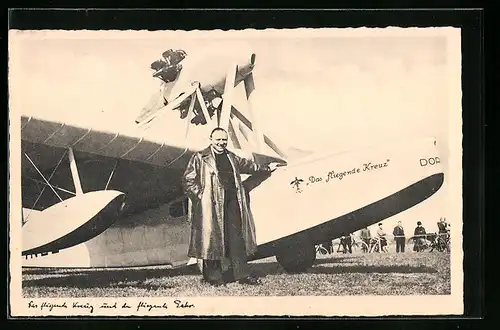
[234,154,282,175]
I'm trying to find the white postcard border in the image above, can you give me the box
[8,26,464,317]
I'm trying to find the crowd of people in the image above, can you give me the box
[319,217,450,254]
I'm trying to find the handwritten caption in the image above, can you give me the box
[307,159,391,185]
[28,299,194,314]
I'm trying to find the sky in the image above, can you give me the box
[9,28,460,233]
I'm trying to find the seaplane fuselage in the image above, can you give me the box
[22,137,443,272]
[20,46,444,273]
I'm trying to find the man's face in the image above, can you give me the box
[210,130,228,153]
[398,221,402,226]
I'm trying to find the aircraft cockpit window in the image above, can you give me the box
[169,198,188,218]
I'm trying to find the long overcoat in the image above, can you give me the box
[182,147,270,260]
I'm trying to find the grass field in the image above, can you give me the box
[22,250,450,298]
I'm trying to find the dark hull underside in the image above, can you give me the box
[250,172,444,261]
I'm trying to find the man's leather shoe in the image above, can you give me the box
[238,276,262,285]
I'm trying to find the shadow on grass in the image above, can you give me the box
[23,254,438,290]
[22,264,200,289]
[315,256,359,264]
[308,264,437,274]
[250,257,437,276]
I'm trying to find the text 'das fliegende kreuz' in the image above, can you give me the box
[290,159,391,193]
[319,159,390,183]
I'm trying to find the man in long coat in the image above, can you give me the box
[182,127,277,286]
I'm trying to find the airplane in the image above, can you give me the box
[18,46,445,274]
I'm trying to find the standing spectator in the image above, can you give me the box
[392,221,406,253]
[344,233,353,254]
[437,217,450,240]
[338,234,346,253]
[413,221,427,252]
[360,227,371,252]
[376,223,388,252]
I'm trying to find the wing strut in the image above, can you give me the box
[24,152,63,203]
[230,104,288,160]
[218,66,286,160]
[25,177,76,196]
[219,63,237,129]
[138,83,217,131]
[194,84,214,128]
[163,91,198,168]
[227,117,242,150]
[243,72,265,154]
[68,148,83,195]
[105,160,119,190]
[23,149,68,223]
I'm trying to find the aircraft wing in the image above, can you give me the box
[21,115,196,216]
[21,115,284,217]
